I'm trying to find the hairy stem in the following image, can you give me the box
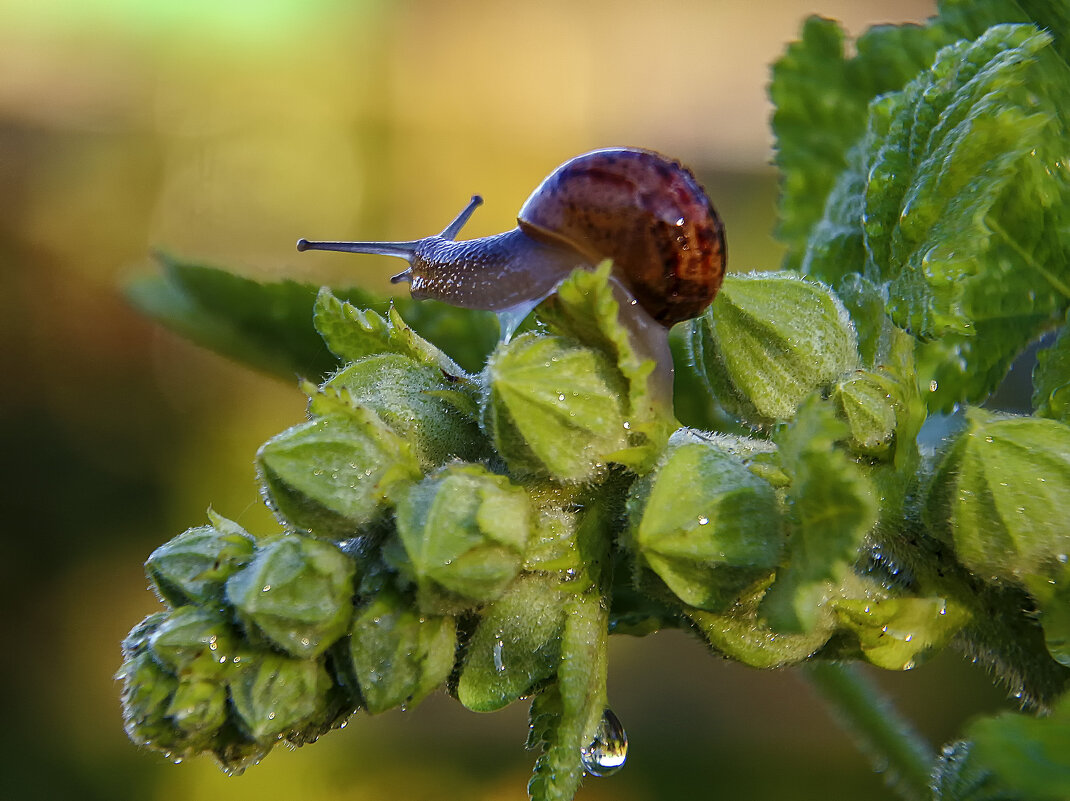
[803,661,934,801]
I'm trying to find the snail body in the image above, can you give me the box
[297,148,726,329]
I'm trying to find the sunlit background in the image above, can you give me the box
[0,1,1017,799]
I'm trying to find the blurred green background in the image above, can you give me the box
[0,0,1015,799]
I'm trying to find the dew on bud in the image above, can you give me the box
[581,708,628,777]
[493,638,506,673]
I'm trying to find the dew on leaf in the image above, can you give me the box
[581,708,628,777]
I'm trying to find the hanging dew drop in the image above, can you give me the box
[581,708,628,777]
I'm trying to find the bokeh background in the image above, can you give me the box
[0,1,1017,799]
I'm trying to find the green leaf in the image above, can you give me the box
[762,397,879,632]
[936,0,1070,66]
[323,353,488,469]
[688,272,859,426]
[129,257,501,380]
[342,588,456,715]
[256,408,422,537]
[457,573,567,712]
[390,297,499,375]
[775,0,1070,275]
[127,254,375,381]
[537,262,660,410]
[802,23,1070,410]
[391,463,531,613]
[313,289,468,378]
[962,692,1070,800]
[536,262,677,472]
[625,441,783,611]
[771,16,950,269]
[225,534,356,659]
[483,333,629,482]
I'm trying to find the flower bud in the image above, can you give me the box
[482,333,629,482]
[119,616,184,750]
[688,271,859,426]
[257,410,421,537]
[390,463,530,614]
[926,408,1070,582]
[166,678,228,735]
[457,574,567,712]
[339,588,456,714]
[225,534,356,659]
[227,649,333,742]
[625,441,784,611]
[146,519,255,607]
[324,353,487,469]
[832,372,898,457]
[148,606,237,677]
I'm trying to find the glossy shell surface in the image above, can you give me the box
[517,147,726,326]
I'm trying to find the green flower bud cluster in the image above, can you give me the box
[119,517,354,772]
[123,257,1070,799]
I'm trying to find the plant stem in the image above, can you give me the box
[803,661,934,801]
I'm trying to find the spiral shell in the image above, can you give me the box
[517,147,726,326]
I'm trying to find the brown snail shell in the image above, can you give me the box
[517,147,725,326]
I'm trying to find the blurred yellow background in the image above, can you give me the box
[0,1,1013,799]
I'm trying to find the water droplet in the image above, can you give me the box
[623,421,631,430]
[929,380,938,392]
[493,638,506,673]
[558,393,566,402]
[581,708,628,777]
[697,515,709,526]
[261,584,271,592]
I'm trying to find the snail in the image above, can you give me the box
[297,147,726,400]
